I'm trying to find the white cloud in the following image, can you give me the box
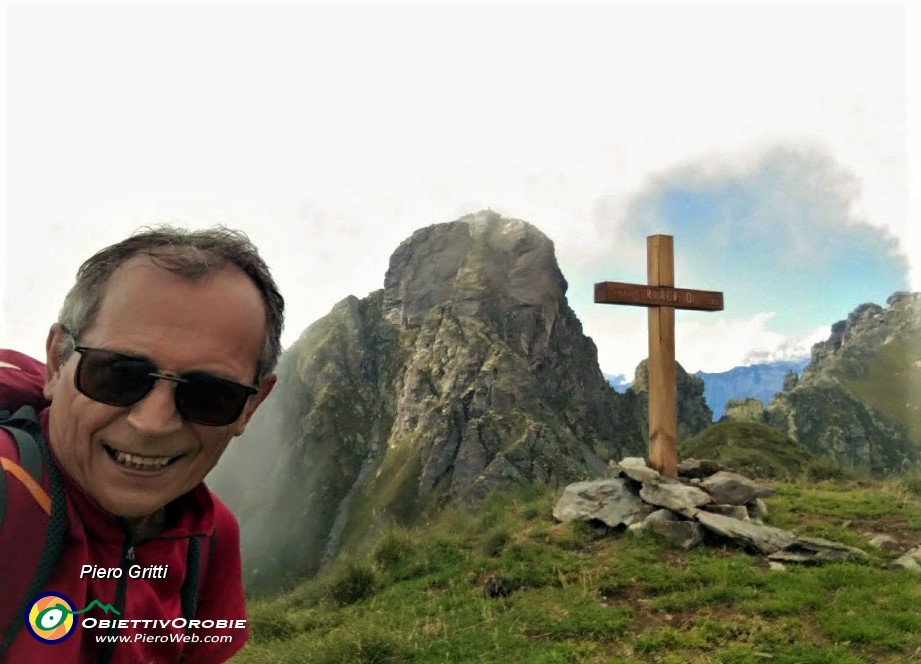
[740,324,831,367]
[583,308,830,376]
[675,314,831,373]
[1,4,913,372]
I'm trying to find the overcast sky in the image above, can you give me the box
[2,2,918,377]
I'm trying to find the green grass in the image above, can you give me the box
[834,335,921,442]
[234,477,921,663]
[769,480,919,525]
[680,421,826,481]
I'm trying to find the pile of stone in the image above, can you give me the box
[553,457,868,564]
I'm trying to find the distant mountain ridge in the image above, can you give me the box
[695,359,809,419]
[607,358,810,420]
[606,291,920,473]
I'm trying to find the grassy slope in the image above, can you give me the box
[234,476,921,664]
[833,336,921,442]
[680,421,815,481]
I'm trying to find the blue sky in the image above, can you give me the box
[606,146,907,343]
[569,144,912,374]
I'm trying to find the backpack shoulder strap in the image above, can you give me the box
[0,407,48,527]
[0,406,68,657]
[0,405,51,519]
[1,415,42,480]
[181,528,218,622]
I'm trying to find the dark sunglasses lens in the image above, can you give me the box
[175,373,251,426]
[76,349,156,406]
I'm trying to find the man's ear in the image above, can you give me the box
[43,324,71,401]
[232,373,277,437]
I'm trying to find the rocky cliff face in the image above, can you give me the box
[627,358,713,442]
[764,292,921,472]
[379,213,639,502]
[210,211,715,592]
[210,212,628,591]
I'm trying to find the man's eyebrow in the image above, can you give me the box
[90,346,242,383]
[181,367,249,383]
[87,345,153,363]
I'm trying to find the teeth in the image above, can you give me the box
[111,449,175,470]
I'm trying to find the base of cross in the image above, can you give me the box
[649,427,678,478]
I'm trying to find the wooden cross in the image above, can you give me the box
[595,235,723,478]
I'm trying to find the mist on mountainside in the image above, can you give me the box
[207,212,711,593]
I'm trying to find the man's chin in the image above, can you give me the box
[94,491,170,522]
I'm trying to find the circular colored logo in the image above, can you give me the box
[25,592,77,644]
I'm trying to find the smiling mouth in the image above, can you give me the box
[103,443,182,470]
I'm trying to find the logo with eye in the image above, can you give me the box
[25,592,78,644]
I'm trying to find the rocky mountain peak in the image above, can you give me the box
[765,291,921,472]
[628,358,713,442]
[382,211,566,363]
[210,211,713,593]
[807,293,920,374]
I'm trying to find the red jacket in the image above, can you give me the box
[0,351,249,663]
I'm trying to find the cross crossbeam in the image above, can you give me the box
[595,235,724,477]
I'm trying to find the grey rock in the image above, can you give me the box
[640,481,711,512]
[677,458,725,479]
[696,510,867,562]
[890,546,921,572]
[645,509,682,524]
[768,537,869,563]
[627,521,647,534]
[628,509,676,534]
[676,507,701,519]
[747,498,769,521]
[768,562,787,572]
[559,464,875,569]
[649,520,703,550]
[700,471,761,505]
[903,545,921,563]
[702,504,750,521]
[620,464,662,485]
[553,479,655,528]
[868,534,899,551]
[695,511,796,554]
[633,507,702,549]
[889,556,921,572]
[619,457,648,469]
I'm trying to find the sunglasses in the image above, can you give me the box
[73,346,259,426]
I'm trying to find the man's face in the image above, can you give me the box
[44,256,275,519]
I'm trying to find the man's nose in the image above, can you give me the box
[125,378,184,436]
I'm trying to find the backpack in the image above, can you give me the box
[0,406,214,659]
[0,405,66,656]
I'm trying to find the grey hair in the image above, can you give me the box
[57,226,285,380]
